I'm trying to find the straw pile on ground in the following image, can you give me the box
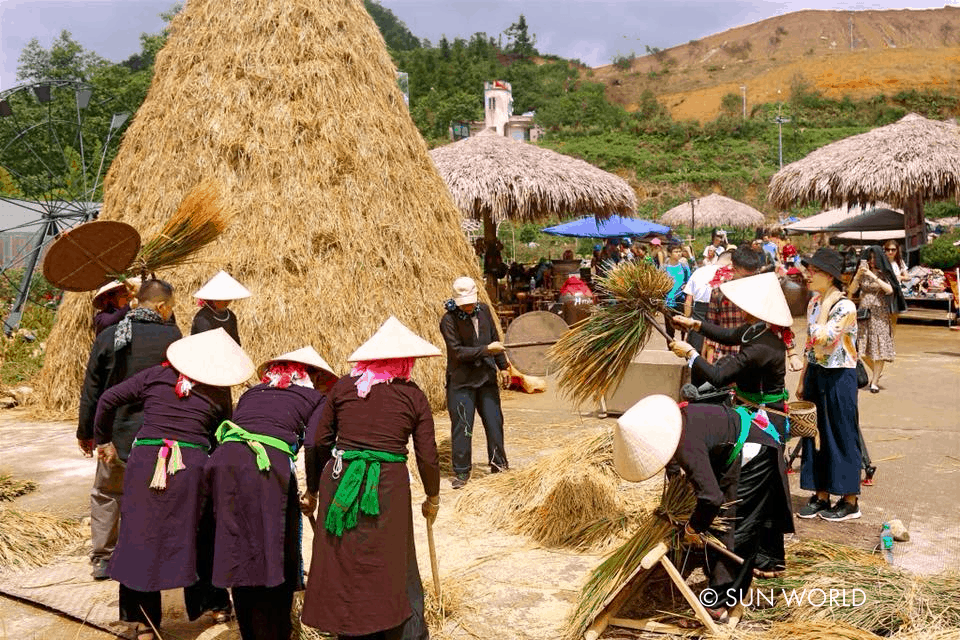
[0,473,37,501]
[749,539,960,635]
[30,0,485,416]
[456,431,662,552]
[0,507,86,568]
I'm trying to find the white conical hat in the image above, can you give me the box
[613,394,683,482]
[192,270,252,300]
[92,277,141,309]
[257,346,337,380]
[719,272,793,328]
[347,316,442,362]
[166,327,255,386]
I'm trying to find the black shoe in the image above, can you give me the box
[820,500,861,522]
[490,463,509,474]
[797,496,831,519]
[91,557,110,580]
[451,473,470,490]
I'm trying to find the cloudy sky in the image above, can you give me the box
[1,0,956,91]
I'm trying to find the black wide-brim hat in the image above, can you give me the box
[801,247,844,281]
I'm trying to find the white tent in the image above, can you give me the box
[784,203,898,234]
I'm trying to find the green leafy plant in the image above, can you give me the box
[919,230,960,270]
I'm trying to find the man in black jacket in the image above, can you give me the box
[439,277,510,489]
[77,279,181,580]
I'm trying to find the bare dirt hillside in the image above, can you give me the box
[593,6,960,122]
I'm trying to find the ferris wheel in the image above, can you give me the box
[0,79,130,333]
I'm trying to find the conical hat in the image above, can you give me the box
[347,316,442,362]
[613,394,683,482]
[257,346,337,379]
[92,277,141,309]
[166,327,255,386]
[719,272,793,328]
[193,270,252,300]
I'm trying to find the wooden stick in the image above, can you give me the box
[584,556,650,640]
[657,555,720,635]
[641,309,673,342]
[426,519,441,597]
[609,618,688,634]
[504,339,559,348]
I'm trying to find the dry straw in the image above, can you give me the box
[768,113,960,210]
[455,431,662,552]
[0,507,86,568]
[30,0,486,416]
[428,131,637,224]
[549,261,673,408]
[0,473,37,501]
[659,193,766,229]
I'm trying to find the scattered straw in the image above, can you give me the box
[749,540,960,635]
[0,507,86,568]
[290,592,334,640]
[424,575,475,639]
[0,473,38,501]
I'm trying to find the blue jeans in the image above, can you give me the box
[447,383,508,475]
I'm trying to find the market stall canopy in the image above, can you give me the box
[659,193,765,229]
[541,214,670,239]
[830,230,908,245]
[784,202,896,234]
[823,207,909,233]
[768,113,960,210]
[428,130,637,224]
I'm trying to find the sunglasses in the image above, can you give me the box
[885,248,897,253]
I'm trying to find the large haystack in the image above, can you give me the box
[32,0,483,414]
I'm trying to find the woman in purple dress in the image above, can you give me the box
[300,317,442,640]
[205,346,338,640]
[94,328,254,640]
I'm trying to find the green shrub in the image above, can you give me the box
[919,230,960,270]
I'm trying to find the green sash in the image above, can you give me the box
[324,449,407,537]
[736,388,789,405]
[132,438,208,490]
[215,420,296,472]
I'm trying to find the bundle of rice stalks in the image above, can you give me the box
[750,540,960,635]
[562,475,697,640]
[0,473,37,501]
[455,431,660,551]
[128,180,232,278]
[549,262,672,407]
[0,507,86,568]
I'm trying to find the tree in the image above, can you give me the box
[16,30,106,83]
[503,14,537,58]
[364,0,420,51]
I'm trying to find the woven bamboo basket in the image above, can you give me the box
[787,400,819,439]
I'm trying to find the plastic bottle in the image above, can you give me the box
[529,276,536,291]
[881,522,894,564]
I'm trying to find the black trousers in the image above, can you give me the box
[233,585,294,640]
[119,584,162,627]
[447,382,508,475]
[687,301,710,353]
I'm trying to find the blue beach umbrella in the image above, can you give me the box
[541,214,671,239]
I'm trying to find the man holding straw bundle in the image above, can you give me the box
[78,279,182,581]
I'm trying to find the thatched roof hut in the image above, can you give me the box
[32,0,484,413]
[768,114,960,210]
[659,193,765,229]
[429,131,636,227]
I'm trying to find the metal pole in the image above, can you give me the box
[3,217,57,335]
[740,85,746,119]
[778,120,784,169]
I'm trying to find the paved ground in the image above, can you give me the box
[0,319,957,639]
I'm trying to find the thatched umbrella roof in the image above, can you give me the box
[659,193,765,229]
[31,0,484,414]
[768,114,960,210]
[428,131,637,224]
